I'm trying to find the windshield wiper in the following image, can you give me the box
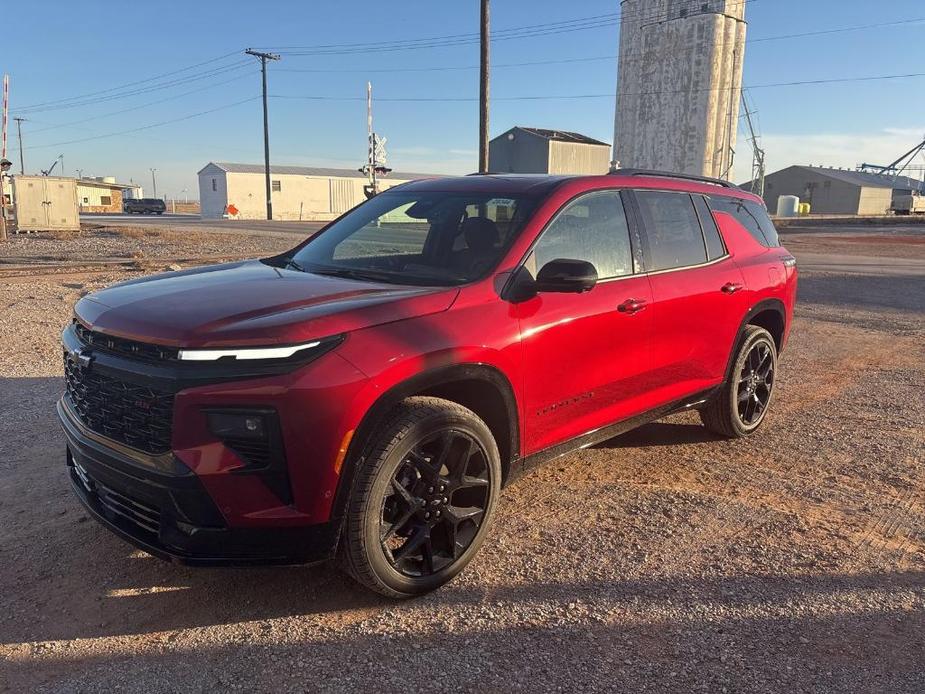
[281,257,307,273]
[307,265,404,284]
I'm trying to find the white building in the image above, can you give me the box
[76,177,143,213]
[198,162,439,221]
[613,0,747,178]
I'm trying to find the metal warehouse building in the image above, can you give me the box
[198,163,438,221]
[750,165,925,216]
[488,127,611,175]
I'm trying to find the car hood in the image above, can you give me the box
[75,260,459,348]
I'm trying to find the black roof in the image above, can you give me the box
[751,165,925,193]
[498,127,610,147]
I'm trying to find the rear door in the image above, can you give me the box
[517,189,656,453]
[630,189,747,404]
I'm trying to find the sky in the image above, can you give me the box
[4,0,925,198]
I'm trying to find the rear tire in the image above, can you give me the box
[340,397,501,598]
[700,325,778,438]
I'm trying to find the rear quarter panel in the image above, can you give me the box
[714,210,797,348]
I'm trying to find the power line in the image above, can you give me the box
[274,15,925,75]
[21,97,259,150]
[749,16,925,42]
[15,51,245,112]
[267,70,925,104]
[23,73,253,135]
[263,1,758,56]
[16,62,253,115]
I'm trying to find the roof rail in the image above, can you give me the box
[609,168,740,189]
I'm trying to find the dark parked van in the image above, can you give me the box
[123,198,166,215]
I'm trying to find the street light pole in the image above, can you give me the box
[150,168,157,198]
[246,49,281,221]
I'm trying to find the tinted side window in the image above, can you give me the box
[693,194,726,260]
[530,191,634,280]
[635,191,707,271]
[709,196,780,247]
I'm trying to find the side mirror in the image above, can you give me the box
[535,259,598,294]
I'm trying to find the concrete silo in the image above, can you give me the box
[612,0,747,179]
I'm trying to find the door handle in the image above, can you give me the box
[721,282,743,294]
[618,298,647,315]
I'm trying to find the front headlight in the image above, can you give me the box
[177,334,343,363]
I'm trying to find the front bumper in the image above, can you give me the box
[59,399,341,566]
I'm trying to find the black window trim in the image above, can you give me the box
[706,193,778,247]
[692,193,728,260]
[626,188,731,277]
[507,187,647,288]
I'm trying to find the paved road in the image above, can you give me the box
[794,252,925,276]
[81,214,325,237]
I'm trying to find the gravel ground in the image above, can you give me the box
[0,225,923,693]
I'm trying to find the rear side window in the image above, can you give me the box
[709,196,780,247]
[634,191,707,271]
[530,190,634,280]
[693,194,726,260]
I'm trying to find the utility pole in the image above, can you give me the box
[246,48,281,220]
[13,117,25,174]
[479,0,491,173]
[150,168,157,198]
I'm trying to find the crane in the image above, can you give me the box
[858,136,925,180]
[41,154,64,176]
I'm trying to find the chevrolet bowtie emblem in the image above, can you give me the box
[75,349,94,370]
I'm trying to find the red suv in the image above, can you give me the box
[60,170,797,597]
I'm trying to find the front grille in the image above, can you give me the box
[64,351,174,454]
[223,436,273,467]
[73,320,179,362]
[74,461,161,536]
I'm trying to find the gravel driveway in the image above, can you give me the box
[0,225,923,693]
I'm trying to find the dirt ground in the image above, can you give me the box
[1,224,923,693]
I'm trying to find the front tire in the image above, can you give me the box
[341,397,501,598]
[700,325,778,438]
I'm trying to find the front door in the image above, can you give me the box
[516,189,656,454]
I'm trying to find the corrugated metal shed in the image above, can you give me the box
[743,165,924,216]
[489,126,611,175]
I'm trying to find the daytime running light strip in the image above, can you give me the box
[178,341,321,361]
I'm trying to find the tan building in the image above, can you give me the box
[77,177,143,213]
[749,166,925,216]
[198,163,439,221]
[488,127,611,175]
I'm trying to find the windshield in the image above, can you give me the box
[284,190,537,286]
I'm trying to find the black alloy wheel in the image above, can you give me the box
[341,397,501,598]
[700,325,778,438]
[737,340,775,426]
[380,430,491,578]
